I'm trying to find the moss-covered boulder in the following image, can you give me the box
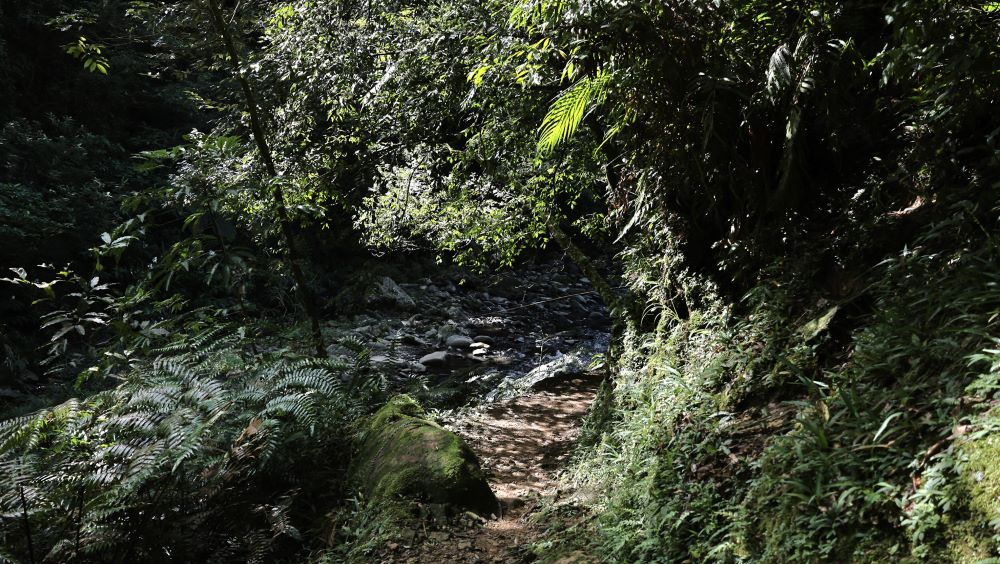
[351,395,499,516]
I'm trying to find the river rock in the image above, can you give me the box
[468,316,506,335]
[446,335,474,349]
[407,361,427,373]
[486,353,586,402]
[419,351,450,368]
[367,276,416,310]
[436,322,459,342]
[400,334,429,347]
[588,311,610,327]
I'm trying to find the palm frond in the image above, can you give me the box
[537,70,612,156]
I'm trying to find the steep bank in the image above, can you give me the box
[541,204,1000,562]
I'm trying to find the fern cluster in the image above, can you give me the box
[0,329,366,562]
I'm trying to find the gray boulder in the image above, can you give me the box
[486,353,586,402]
[367,277,416,310]
[419,351,450,368]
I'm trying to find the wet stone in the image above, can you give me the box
[446,335,474,349]
[472,336,495,346]
[420,351,450,367]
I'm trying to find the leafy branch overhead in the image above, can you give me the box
[64,36,110,74]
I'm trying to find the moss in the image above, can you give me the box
[942,518,994,563]
[947,432,1000,559]
[960,433,1000,524]
[366,394,424,432]
[351,395,498,516]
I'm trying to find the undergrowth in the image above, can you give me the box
[558,202,1000,562]
[0,327,380,562]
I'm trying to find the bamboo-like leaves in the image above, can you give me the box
[509,0,568,28]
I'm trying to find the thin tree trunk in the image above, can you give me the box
[19,486,35,564]
[543,210,621,315]
[202,0,326,357]
[545,210,636,367]
[73,485,83,560]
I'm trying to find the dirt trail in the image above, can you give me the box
[380,371,604,563]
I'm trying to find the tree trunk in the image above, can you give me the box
[544,210,621,315]
[202,0,326,357]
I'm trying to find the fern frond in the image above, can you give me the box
[0,333,359,560]
[261,392,319,424]
[337,335,367,353]
[766,42,794,101]
[273,368,342,396]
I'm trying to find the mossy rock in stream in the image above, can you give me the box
[351,395,499,516]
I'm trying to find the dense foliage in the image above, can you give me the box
[1,331,367,561]
[1,0,998,561]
